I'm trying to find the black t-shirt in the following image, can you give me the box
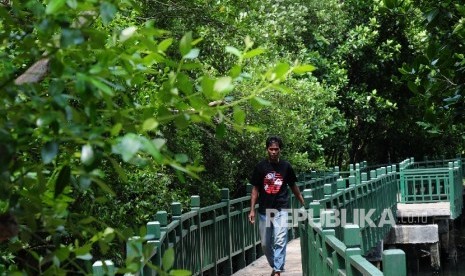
[250,159,297,214]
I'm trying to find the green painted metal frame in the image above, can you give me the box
[92,168,339,275]
[299,164,405,275]
[398,158,463,219]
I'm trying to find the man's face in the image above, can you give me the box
[267,142,280,162]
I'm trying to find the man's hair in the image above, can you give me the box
[266,136,283,149]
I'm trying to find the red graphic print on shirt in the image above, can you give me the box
[263,171,283,194]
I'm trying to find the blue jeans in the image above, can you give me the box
[259,210,288,272]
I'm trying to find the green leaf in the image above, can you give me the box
[152,138,166,150]
[120,26,137,42]
[76,253,93,261]
[61,28,84,47]
[216,123,226,138]
[407,81,419,93]
[88,76,114,96]
[225,46,241,57]
[251,97,272,110]
[383,0,396,9]
[54,165,70,198]
[143,118,159,131]
[180,32,193,56]
[46,0,66,15]
[183,48,200,60]
[170,269,192,276]
[214,77,233,93]
[66,0,77,9]
[233,107,246,125]
[175,154,189,163]
[229,65,242,78]
[271,84,293,94]
[162,248,175,271]
[292,65,316,74]
[174,114,190,129]
[272,63,290,80]
[112,133,142,162]
[109,158,128,182]
[41,141,58,164]
[176,73,193,95]
[201,77,219,100]
[81,144,95,166]
[55,247,70,262]
[243,48,265,59]
[100,2,117,25]
[92,177,116,196]
[425,8,439,24]
[140,137,164,163]
[158,38,173,52]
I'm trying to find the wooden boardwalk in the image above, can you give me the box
[231,238,303,276]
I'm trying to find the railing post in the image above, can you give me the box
[321,210,336,276]
[172,202,183,269]
[361,172,367,182]
[382,249,406,276]
[303,189,313,209]
[448,162,455,217]
[191,195,202,276]
[221,188,232,275]
[92,260,115,276]
[344,224,362,276]
[348,175,356,186]
[147,221,161,269]
[334,166,340,178]
[337,178,346,190]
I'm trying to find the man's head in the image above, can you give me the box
[266,136,283,163]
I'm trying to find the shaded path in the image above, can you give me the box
[231,238,302,276]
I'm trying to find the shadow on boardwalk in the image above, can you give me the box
[231,238,302,276]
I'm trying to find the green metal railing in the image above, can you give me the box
[399,158,463,219]
[298,165,404,275]
[299,215,406,276]
[92,171,339,275]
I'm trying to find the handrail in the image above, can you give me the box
[398,158,463,219]
[92,155,465,275]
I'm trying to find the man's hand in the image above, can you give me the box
[248,210,255,224]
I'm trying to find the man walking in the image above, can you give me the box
[248,136,305,276]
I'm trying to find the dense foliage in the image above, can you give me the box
[1,0,464,274]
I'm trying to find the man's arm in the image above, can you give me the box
[248,186,259,224]
[290,184,305,207]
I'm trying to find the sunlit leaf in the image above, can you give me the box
[143,118,159,131]
[46,0,66,14]
[112,133,142,162]
[158,38,173,52]
[292,65,316,74]
[120,26,137,41]
[81,144,95,166]
[170,269,192,276]
[179,32,193,56]
[162,248,175,271]
[243,48,265,59]
[183,48,199,60]
[225,46,241,57]
[214,77,233,93]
